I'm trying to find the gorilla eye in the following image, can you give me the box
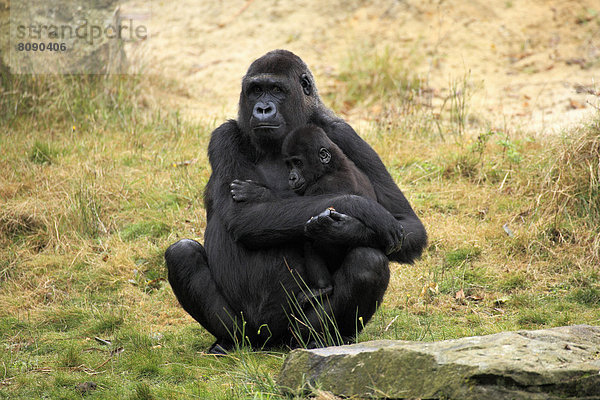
[253,86,263,94]
[273,86,282,93]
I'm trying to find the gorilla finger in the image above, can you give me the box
[231,191,246,202]
[385,229,405,255]
[304,214,333,234]
[316,208,333,218]
[385,241,402,255]
[305,209,332,225]
[328,210,350,222]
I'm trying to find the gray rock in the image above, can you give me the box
[5,0,127,74]
[279,325,600,399]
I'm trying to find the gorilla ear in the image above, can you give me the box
[318,147,331,164]
[300,74,312,96]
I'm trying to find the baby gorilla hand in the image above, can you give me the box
[230,180,271,202]
[304,208,372,246]
[305,208,404,255]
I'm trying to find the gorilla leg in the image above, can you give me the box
[301,247,390,343]
[165,239,243,348]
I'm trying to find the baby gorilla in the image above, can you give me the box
[282,125,377,301]
[283,125,376,198]
[230,125,377,303]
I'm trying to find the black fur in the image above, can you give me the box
[281,124,378,295]
[165,50,427,350]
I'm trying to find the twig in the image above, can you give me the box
[384,315,399,332]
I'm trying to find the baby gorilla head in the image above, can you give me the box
[282,125,342,195]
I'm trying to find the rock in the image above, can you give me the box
[279,325,600,399]
[5,0,129,73]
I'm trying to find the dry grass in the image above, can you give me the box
[533,122,600,261]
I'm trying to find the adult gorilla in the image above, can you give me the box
[165,50,427,353]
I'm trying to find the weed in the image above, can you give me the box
[44,307,86,332]
[518,309,549,327]
[0,71,140,130]
[90,310,125,334]
[328,46,421,109]
[444,72,471,136]
[444,247,481,267]
[496,132,522,165]
[122,221,171,241]
[569,287,600,306]
[531,121,600,261]
[499,272,530,292]
[60,345,81,368]
[71,178,106,238]
[29,141,59,165]
[133,383,155,400]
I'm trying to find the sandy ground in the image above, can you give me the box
[123,0,600,135]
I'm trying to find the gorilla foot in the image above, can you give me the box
[207,341,233,356]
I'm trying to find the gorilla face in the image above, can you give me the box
[283,125,335,195]
[244,74,289,137]
[238,50,319,151]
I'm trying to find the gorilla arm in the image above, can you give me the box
[206,121,404,252]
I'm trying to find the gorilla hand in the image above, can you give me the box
[230,180,273,202]
[304,208,404,255]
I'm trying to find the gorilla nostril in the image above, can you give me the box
[253,101,276,121]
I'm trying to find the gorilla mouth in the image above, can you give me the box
[291,182,306,194]
[253,124,281,130]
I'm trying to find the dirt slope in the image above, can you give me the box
[125,0,600,134]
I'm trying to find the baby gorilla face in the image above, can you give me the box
[282,125,333,195]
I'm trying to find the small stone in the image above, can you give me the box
[75,381,97,394]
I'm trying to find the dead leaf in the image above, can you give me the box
[455,288,465,300]
[420,282,439,298]
[569,99,585,109]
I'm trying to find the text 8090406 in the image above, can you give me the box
[16,42,67,52]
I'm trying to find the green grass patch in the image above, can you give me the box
[499,271,530,292]
[121,221,171,241]
[29,141,60,165]
[569,287,600,306]
[444,246,481,267]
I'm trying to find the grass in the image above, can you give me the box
[1,48,600,399]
